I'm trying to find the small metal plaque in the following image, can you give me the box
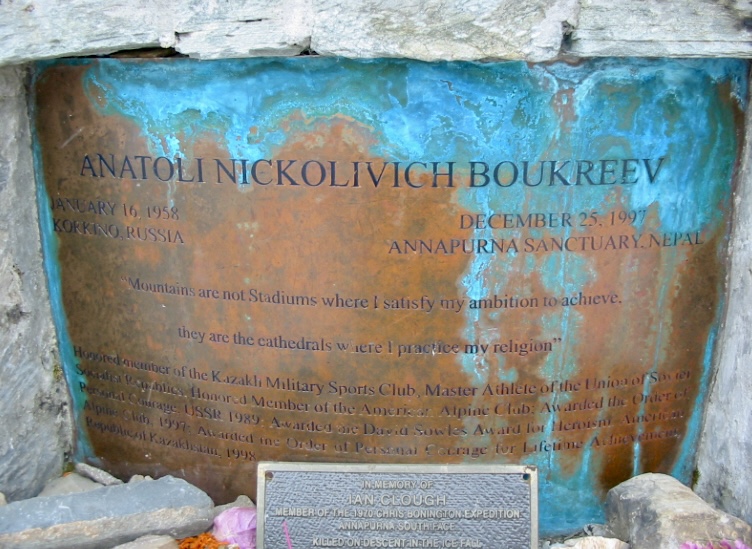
[257,463,538,549]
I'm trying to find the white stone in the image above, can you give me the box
[550,536,629,549]
[0,0,169,65]
[172,0,312,58]
[0,65,71,503]
[112,534,179,549]
[213,494,255,517]
[0,0,312,66]
[0,0,750,67]
[607,473,752,549]
[312,0,579,62]
[695,70,752,527]
[571,0,752,58]
[74,462,123,486]
[129,475,154,483]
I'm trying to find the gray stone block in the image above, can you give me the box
[74,463,123,487]
[111,534,179,549]
[38,473,103,497]
[0,0,749,66]
[695,70,752,527]
[570,0,752,58]
[0,64,71,503]
[607,473,752,549]
[0,476,214,549]
[213,494,255,517]
[311,0,579,62]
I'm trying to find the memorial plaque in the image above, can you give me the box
[257,463,538,549]
[32,58,748,533]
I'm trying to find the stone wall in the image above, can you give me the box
[695,84,752,524]
[0,0,750,525]
[0,66,70,501]
[0,0,750,64]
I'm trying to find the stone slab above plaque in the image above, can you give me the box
[31,57,748,534]
[257,463,538,549]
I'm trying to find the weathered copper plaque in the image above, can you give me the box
[257,463,538,549]
[32,58,747,534]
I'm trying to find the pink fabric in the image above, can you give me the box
[212,506,257,549]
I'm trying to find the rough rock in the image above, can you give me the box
[0,0,311,66]
[172,0,312,59]
[0,475,214,549]
[570,0,752,58]
[550,536,629,549]
[583,524,616,538]
[129,475,154,483]
[311,0,579,62]
[0,492,5,506]
[111,534,179,549]
[214,495,255,517]
[75,462,124,486]
[0,0,750,67]
[695,65,752,527]
[0,65,71,503]
[607,473,752,549]
[37,472,103,497]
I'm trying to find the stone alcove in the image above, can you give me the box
[0,0,750,533]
